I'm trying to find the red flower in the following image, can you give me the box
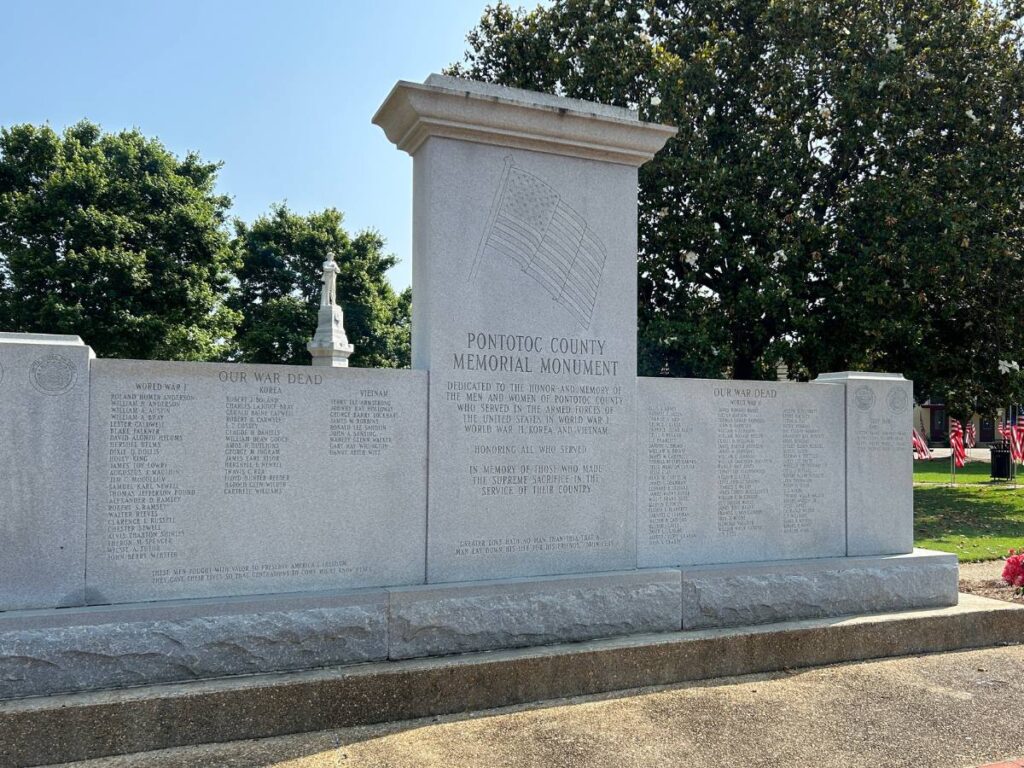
[1002,550,1024,586]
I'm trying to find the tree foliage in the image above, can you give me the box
[0,122,239,360]
[450,0,1024,417]
[0,122,411,369]
[231,204,410,368]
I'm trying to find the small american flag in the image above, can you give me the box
[949,418,966,468]
[912,428,932,460]
[965,422,977,449]
[472,157,606,329]
[1013,416,1024,464]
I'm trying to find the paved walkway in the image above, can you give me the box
[925,447,991,461]
[67,645,1024,768]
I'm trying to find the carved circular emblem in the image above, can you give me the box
[31,354,76,395]
[853,385,876,411]
[887,387,909,414]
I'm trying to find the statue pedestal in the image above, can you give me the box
[308,305,354,367]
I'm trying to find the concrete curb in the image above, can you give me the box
[1,594,1021,767]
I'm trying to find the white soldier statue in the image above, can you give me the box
[307,252,354,367]
[320,254,340,308]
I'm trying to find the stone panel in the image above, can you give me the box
[417,141,639,582]
[0,333,92,611]
[0,589,387,699]
[816,371,914,555]
[638,377,846,567]
[86,360,427,603]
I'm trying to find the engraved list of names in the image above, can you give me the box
[87,360,427,604]
[638,378,846,567]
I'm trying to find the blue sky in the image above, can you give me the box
[0,0,503,290]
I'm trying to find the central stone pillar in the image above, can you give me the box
[375,75,674,582]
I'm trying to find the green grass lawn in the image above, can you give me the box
[913,457,1001,485]
[915,484,1024,561]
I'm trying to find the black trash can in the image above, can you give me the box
[992,442,1012,479]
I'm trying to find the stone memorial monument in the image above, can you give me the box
[0,75,958,704]
[373,74,676,584]
[307,252,355,367]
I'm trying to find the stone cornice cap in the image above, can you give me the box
[0,332,85,345]
[373,74,677,167]
[815,372,908,382]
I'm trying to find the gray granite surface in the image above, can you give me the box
[398,110,652,584]
[638,377,846,567]
[373,74,676,165]
[681,549,958,629]
[0,334,92,611]
[816,371,915,555]
[388,569,682,659]
[0,589,387,699]
[0,550,960,699]
[86,360,427,603]
[423,74,638,120]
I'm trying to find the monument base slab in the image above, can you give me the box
[389,569,683,659]
[0,589,389,700]
[1,594,1018,767]
[682,549,958,629]
[0,552,958,701]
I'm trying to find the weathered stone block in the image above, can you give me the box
[0,589,388,699]
[681,549,958,629]
[388,569,682,659]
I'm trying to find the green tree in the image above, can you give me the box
[450,0,1024,416]
[0,121,238,360]
[231,204,410,368]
